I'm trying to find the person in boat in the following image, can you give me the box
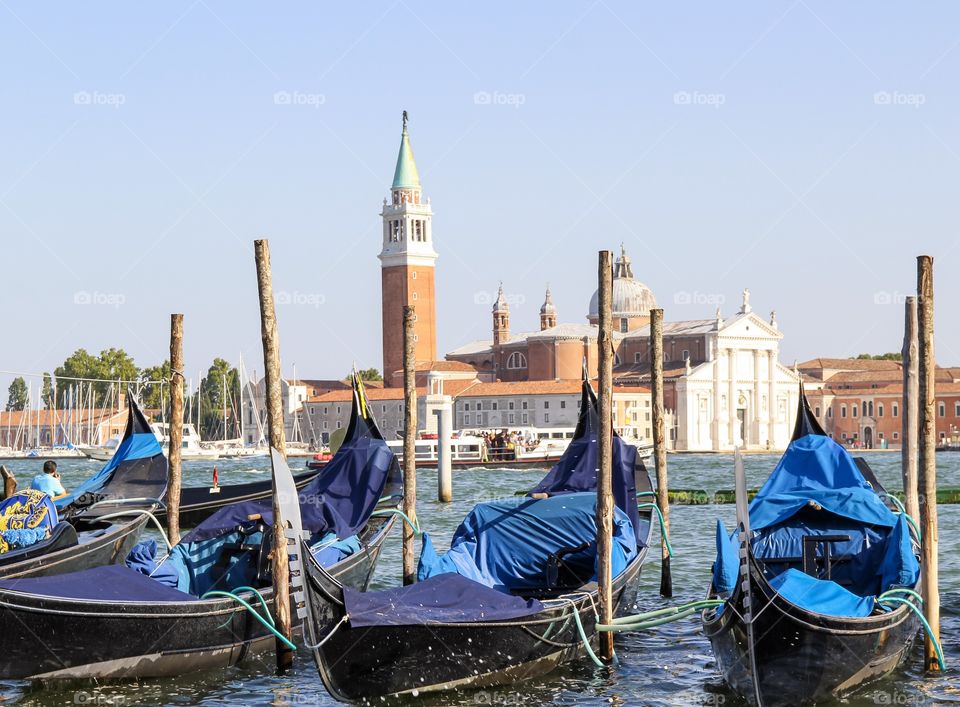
[29,461,68,501]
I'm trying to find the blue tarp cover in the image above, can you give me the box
[418,492,637,592]
[344,572,545,627]
[713,519,739,596]
[126,539,182,588]
[528,403,643,544]
[184,431,396,544]
[0,564,198,602]
[769,568,876,618]
[749,434,897,531]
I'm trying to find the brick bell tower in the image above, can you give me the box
[380,112,438,386]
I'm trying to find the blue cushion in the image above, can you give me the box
[769,568,875,618]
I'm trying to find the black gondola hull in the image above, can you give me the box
[305,552,644,702]
[0,516,149,580]
[0,515,394,680]
[703,560,920,707]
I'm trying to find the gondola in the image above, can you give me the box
[701,387,922,706]
[0,373,402,680]
[0,393,167,579]
[151,466,323,527]
[301,378,655,702]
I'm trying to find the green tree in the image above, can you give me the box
[194,358,240,440]
[853,353,902,361]
[53,348,140,408]
[140,361,172,413]
[357,367,382,382]
[41,373,53,409]
[5,377,29,411]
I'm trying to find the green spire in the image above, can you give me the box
[392,111,421,189]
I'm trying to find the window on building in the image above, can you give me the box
[522,413,528,424]
[508,413,515,424]
[544,413,550,423]
[506,352,528,369]
[893,431,899,440]
[664,352,670,363]
[463,413,470,425]
[411,271,417,280]
[878,403,884,417]
[841,405,847,418]
[464,403,470,411]
[815,406,821,417]
[323,421,328,430]
[492,402,498,411]
[827,407,833,418]
[620,318,628,333]
[508,401,515,410]
[412,293,418,301]
[544,401,550,409]
[522,401,528,410]
[939,402,946,417]
[956,402,960,417]
[852,405,858,418]
[682,350,690,361]
[841,432,847,439]
[560,401,566,409]
[634,352,642,363]
[893,403,899,417]
[337,421,342,429]
[337,406,341,414]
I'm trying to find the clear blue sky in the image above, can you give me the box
[2,2,959,397]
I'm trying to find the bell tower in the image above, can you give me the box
[493,283,510,345]
[380,112,438,386]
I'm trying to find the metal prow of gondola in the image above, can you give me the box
[734,446,763,707]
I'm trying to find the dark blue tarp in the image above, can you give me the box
[57,394,166,511]
[749,434,897,531]
[125,539,182,588]
[184,389,398,544]
[344,572,545,627]
[528,382,643,543]
[418,492,637,592]
[0,564,198,602]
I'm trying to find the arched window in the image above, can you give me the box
[506,352,528,369]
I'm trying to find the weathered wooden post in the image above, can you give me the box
[167,313,185,546]
[650,307,672,598]
[596,249,616,662]
[0,465,16,501]
[902,296,920,521]
[254,238,294,674]
[917,255,941,674]
[436,405,453,503]
[402,305,419,585]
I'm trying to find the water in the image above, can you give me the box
[2,453,958,706]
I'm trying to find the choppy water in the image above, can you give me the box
[1,453,957,706]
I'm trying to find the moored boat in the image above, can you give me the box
[701,387,924,706]
[301,378,655,701]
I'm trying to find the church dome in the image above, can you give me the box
[587,246,657,320]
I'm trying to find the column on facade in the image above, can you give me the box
[712,347,722,451]
[728,348,737,446]
[767,349,777,446]
[752,349,762,449]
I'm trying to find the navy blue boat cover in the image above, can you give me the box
[418,492,637,592]
[527,380,643,543]
[344,572,545,627]
[0,564,197,602]
[57,392,167,511]
[184,374,399,544]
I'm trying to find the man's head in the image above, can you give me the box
[43,460,57,475]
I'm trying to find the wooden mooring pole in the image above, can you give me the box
[650,307,672,598]
[902,296,920,522]
[167,313,184,546]
[254,239,294,674]
[917,255,941,674]
[596,250,615,662]
[402,305,419,586]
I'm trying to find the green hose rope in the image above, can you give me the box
[636,491,656,497]
[607,599,725,625]
[371,508,421,535]
[883,494,923,543]
[202,590,297,651]
[637,503,674,557]
[230,586,274,626]
[569,602,608,668]
[879,588,924,605]
[877,596,946,672]
[599,606,700,632]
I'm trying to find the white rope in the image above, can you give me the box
[89,509,173,550]
[301,613,350,650]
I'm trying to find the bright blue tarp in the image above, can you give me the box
[749,434,897,531]
[344,573,545,627]
[769,568,876,618]
[418,492,637,592]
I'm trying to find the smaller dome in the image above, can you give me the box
[587,247,656,320]
[540,286,556,315]
[492,283,509,312]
